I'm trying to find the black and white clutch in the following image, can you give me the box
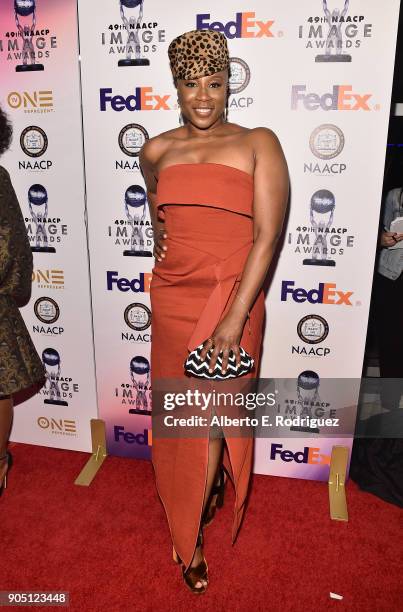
[184,343,254,380]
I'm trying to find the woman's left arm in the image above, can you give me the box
[233,127,289,312]
[202,128,289,373]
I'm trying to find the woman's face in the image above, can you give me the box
[176,69,228,129]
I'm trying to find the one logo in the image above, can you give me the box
[124,303,151,331]
[100,87,171,111]
[37,416,77,436]
[34,297,60,324]
[118,123,149,157]
[114,425,152,445]
[196,12,280,39]
[107,271,152,293]
[270,443,330,465]
[297,315,329,344]
[7,90,54,113]
[291,85,375,111]
[20,126,48,157]
[281,281,354,305]
[309,124,344,160]
[32,269,64,290]
[229,58,251,94]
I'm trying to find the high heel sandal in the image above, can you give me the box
[173,530,208,595]
[0,451,12,497]
[203,465,227,527]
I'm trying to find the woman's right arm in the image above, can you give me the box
[139,140,168,262]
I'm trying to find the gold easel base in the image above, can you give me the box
[328,445,349,521]
[75,419,107,487]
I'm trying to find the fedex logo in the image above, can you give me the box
[270,443,330,465]
[291,85,373,111]
[281,281,353,305]
[196,12,275,39]
[100,87,171,111]
[114,426,152,446]
[107,271,152,293]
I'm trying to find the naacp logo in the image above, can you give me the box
[118,123,149,157]
[20,126,48,157]
[305,124,346,176]
[310,125,344,160]
[297,315,329,344]
[33,297,63,336]
[34,297,60,324]
[228,57,253,111]
[293,315,331,357]
[122,302,151,343]
[229,58,250,94]
[124,303,151,331]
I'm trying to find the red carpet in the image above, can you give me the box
[0,442,402,612]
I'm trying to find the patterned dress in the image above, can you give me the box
[0,165,45,397]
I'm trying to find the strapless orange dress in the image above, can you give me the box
[150,163,265,570]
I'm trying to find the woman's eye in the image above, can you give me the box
[209,82,221,88]
[185,82,197,87]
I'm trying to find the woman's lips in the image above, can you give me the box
[193,107,214,117]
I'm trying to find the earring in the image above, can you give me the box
[177,97,183,125]
[224,107,228,122]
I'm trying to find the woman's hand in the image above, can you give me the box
[380,231,403,248]
[199,313,246,375]
[154,229,168,261]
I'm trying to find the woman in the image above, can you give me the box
[0,106,46,496]
[140,29,289,593]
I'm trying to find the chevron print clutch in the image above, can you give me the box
[184,343,254,380]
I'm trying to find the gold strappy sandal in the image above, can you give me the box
[173,531,208,595]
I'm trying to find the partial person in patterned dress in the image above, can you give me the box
[0,106,46,496]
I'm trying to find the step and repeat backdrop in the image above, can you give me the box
[0,0,97,451]
[1,1,400,479]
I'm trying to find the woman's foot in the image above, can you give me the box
[173,531,208,594]
[188,541,208,591]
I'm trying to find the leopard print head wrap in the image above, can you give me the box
[168,29,229,80]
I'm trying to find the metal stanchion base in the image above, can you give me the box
[328,445,349,521]
[74,419,108,486]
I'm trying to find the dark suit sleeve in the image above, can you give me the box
[0,166,33,303]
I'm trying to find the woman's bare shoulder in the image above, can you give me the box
[140,126,186,168]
